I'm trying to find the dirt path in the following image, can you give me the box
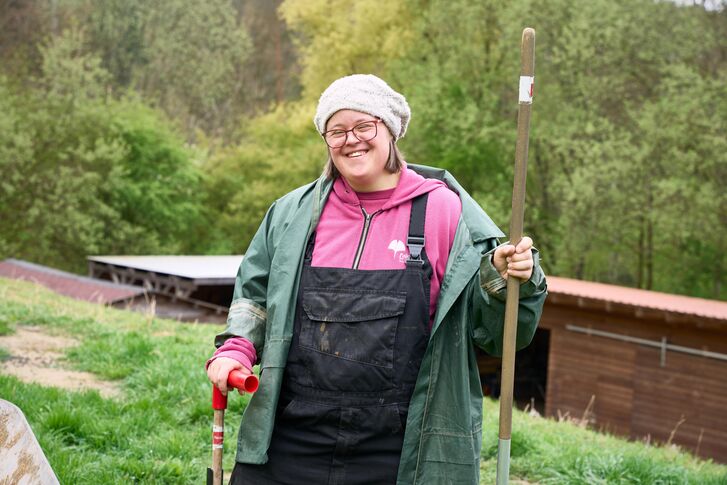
[0,326,120,398]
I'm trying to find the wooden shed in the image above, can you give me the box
[503,276,727,463]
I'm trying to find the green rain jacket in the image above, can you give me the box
[214,164,547,484]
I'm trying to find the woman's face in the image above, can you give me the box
[325,109,398,192]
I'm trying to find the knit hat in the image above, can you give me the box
[314,74,411,140]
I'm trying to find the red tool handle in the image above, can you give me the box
[229,369,259,393]
[212,369,259,410]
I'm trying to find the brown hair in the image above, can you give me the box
[324,140,405,179]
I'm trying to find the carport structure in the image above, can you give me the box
[87,255,244,323]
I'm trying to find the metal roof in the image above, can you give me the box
[87,255,244,283]
[548,276,727,322]
[0,259,145,304]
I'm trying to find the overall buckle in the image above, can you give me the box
[407,236,425,264]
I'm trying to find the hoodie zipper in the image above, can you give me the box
[352,207,380,269]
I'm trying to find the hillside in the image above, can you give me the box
[1,277,725,484]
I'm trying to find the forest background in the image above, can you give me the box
[0,0,724,300]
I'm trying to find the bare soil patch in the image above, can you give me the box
[0,326,120,398]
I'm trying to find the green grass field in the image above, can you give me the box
[1,277,726,484]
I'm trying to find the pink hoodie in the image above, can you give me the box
[210,164,462,370]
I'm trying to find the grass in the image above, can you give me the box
[1,277,726,484]
[0,278,248,484]
[479,401,727,484]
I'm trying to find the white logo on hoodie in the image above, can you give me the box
[388,240,407,260]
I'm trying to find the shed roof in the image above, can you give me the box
[0,259,145,304]
[87,255,243,284]
[547,276,727,322]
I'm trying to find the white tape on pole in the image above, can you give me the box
[519,76,534,104]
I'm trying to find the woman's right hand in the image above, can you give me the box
[207,356,245,395]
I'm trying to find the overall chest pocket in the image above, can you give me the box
[299,288,407,368]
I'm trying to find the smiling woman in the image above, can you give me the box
[206,74,547,484]
[324,111,397,191]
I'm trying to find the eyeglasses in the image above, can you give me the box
[322,120,382,148]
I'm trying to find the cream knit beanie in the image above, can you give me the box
[314,74,411,140]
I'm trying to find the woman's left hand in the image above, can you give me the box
[492,236,534,282]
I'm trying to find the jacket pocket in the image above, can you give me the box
[299,288,406,368]
[421,432,475,465]
[417,433,477,484]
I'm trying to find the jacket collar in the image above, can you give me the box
[407,164,505,241]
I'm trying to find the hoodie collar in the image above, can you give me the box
[331,162,447,210]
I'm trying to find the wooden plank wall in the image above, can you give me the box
[546,327,636,435]
[543,305,727,462]
[632,347,727,460]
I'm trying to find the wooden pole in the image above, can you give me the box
[212,409,225,485]
[496,27,535,485]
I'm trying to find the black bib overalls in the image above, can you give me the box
[231,194,432,485]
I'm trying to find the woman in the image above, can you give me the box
[206,74,547,485]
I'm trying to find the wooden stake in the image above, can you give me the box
[212,409,224,485]
[496,27,535,485]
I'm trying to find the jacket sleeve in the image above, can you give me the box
[469,239,547,357]
[213,203,277,359]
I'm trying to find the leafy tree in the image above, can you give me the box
[0,28,203,272]
[134,0,251,137]
[199,102,324,253]
[279,0,416,100]
[0,0,47,79]
[73,0,252,138]
[631,66,726,298]
[234,0,301,112]
[86,0,146,88]
[524,0,725,298]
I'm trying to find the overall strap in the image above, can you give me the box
[406,193,429,267]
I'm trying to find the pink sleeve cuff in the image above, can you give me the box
[206,337,257,371]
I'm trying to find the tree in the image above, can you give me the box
[233,0,301,112]
[632,67,726,298]
[279,0,416,100]
[200,102,323,253]
[0,0,47,79]
[524,0,725,298]
[134,0,251,137]
[0,28,204,272]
